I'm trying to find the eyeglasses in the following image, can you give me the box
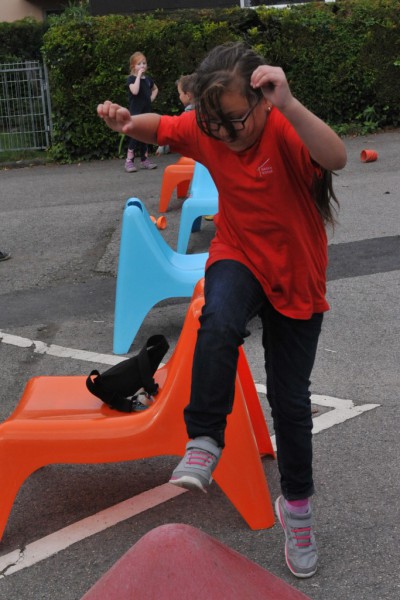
[200,99,261,138]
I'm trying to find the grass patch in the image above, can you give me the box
[0,148,51,164]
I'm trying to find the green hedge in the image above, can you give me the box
[0,18,47,62]
[35,1,399,160]
[254,1,400,132]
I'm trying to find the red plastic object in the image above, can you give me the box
[158,159,195,212]
[155,215,167,230]
[360,149,378,162]
[82,524,312,600]
[0,281,274,540]
[150,215,167,230]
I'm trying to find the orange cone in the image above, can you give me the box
[360,149,378,163]
[156,215,167,230]
[149,215,167,230]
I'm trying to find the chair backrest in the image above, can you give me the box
[124,198,174,261]
[188,163,218,200]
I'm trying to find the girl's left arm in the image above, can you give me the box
[251,66,347,172]
[151,83,159,102]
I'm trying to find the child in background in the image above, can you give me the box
[156,73,195,155]
[125,51,158,172]
[176,73,195,112]
[98,41,347,579]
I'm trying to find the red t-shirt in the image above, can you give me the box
[157,108,329,319]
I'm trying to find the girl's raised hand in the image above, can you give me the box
[250,66,293,111]
[97,101,132,134]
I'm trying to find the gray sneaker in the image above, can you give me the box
[125,159,137,173]
[140,159,157,170]
[169,436,221,493]
[275,495,318,578]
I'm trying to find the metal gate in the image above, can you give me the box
[0,61,52,152]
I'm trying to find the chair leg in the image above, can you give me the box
[0,443,40,541]
[177,180,190,199]
[113,295,152,354]
[191,216,202,233]
[158,180,179,213]
[177,203,196,253]
[213,378,275,530]
[159,173,192,213]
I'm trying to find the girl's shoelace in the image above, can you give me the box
[185,449,214,468]
[292,526,312,548]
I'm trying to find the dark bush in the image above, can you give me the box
[0,18,47,63]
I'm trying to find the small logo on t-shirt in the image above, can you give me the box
[258,158,273,177]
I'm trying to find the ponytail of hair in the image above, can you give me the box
[312,169,339,228]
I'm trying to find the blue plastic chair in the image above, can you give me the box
[176,163,219,254]
[113,198,208,354]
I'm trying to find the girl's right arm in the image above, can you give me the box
[97,101,161,144]
[129,68,145,96]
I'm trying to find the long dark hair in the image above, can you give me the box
[312,170,339,227]
[194,41,339,226]
[194,42,264,141]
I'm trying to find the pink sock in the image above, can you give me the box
[285,498,310,514]
[127,150,134,161]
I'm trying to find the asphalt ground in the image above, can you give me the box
[0,130,399,599]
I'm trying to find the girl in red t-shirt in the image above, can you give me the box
[98,42,346,579]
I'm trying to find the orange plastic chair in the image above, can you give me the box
[158,157,195,213]
[0,282,274,541]
[176,157,195,166]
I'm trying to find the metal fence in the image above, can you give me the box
[0,61,52,152]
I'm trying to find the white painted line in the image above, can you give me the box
[310,394,380,435]
[0,484,186,578]
[0,331,123,366]
[255,385,380,451]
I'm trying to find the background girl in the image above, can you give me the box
[125,51,158,172]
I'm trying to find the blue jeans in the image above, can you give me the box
[184,260,323,500]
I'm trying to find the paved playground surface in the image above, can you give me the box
[0,130,399,599]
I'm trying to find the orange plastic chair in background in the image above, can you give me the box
[176,157,195,166]
[0,281,275,541]
[158,157,195,213]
